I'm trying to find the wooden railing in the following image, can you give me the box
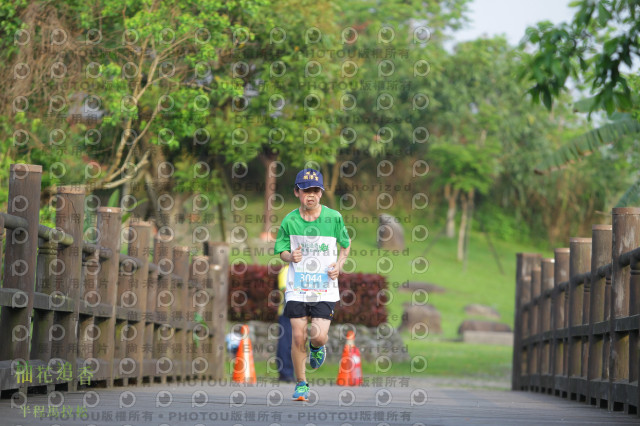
[0,164,229,396]
[512,207,640,416]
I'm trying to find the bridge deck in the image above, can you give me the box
[0,378,637,426]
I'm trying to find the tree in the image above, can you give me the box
[319,0,470,215]
[428,37,515,259]
[429,141,498,260]
[519,0,640,114]
[0,0,271,229]
[207,0,345,240]
[520,0,640,208]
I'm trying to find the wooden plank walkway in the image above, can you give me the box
[0,379,638,426]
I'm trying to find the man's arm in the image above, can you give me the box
[328,243,350,280]
[280,251,292,262]
[336,244,350,269]
[280,245,302,263]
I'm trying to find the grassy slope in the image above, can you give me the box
[248,341,513,383]
[229,197,552,380]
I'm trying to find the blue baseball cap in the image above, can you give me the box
[295,168,324,190]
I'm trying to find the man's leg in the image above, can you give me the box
[309,317,331,348]
[290,316,308,383]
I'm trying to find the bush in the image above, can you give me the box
[227,265,388,327]
[475,202,529,242]
[228,264,282,322]
[333,272,389,327]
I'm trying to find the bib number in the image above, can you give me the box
[293,270,329,292]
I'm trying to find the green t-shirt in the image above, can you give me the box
[275,205,350,303]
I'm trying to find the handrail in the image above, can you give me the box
[513,210,640,417]
[0,163,231,395]
[1,212,74,246]
[619,246,640,267]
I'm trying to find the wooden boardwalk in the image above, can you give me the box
[1,379,638,426]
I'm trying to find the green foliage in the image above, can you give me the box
[534,114,640,173]
[107,189,120,209]
[39,205,57,229]
[0,0,28,57]
[429,142,499,195]
[192,312,208,348]
[520,0,640,115]
[428,38,519,196]
[475,203,529,243]
[0,0,632,250]
[520,2,640,213]
[616,179,640,207]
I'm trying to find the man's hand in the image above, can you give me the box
[291,245,302,263]
[327,262,339,280]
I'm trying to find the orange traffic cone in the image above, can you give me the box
[336,330,363,386]
[232,325,257,384]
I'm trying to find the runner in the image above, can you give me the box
[274,168,351,401]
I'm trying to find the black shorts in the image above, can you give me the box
[284,301,336,320]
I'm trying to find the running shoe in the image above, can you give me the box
[292,381,309,401]
[309,345,326,369]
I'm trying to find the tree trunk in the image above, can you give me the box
[143,171,160,223]
[215,157,234,242]
[457,192,468,262]
[143,143,169,228]
[462,188,475,271]
[444,184,459,238]
[322,162,340,209]
[259,151,278,241]
[217,202,226,243]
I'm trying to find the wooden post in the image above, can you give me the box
[78,242,99,366]
[173,246,190,380]
[540,258,555,330]
[587,224,612,407]
[78,227,101,371]
[190,255,209,379]
[206,241,229,380]
[540,258,554,391]
[204,259,217,380]
[153,234,173,383]
[567,237,591,401]
[0,164,42,366]
[512,253,540,391]
[630,248,640,416]
[609,207,640,413]
[552,247,569,396]
[32,238,57,365]
[529,264,542,391]
[0,214,4,272]
[144,251,157,384]
[128,220,151,384]
[94,207,122,387]
[50,186,85,391]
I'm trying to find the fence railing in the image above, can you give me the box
[512,207,640,416]
[0,163,229,396]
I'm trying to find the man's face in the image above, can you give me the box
[295,186,322,209]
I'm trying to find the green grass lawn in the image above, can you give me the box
[232,340,512,383]
[227,197,551,380]
[247,341,512,381]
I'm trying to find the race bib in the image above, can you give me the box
[293,270,330,292]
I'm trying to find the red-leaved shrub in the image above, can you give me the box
[228,264,388,327]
